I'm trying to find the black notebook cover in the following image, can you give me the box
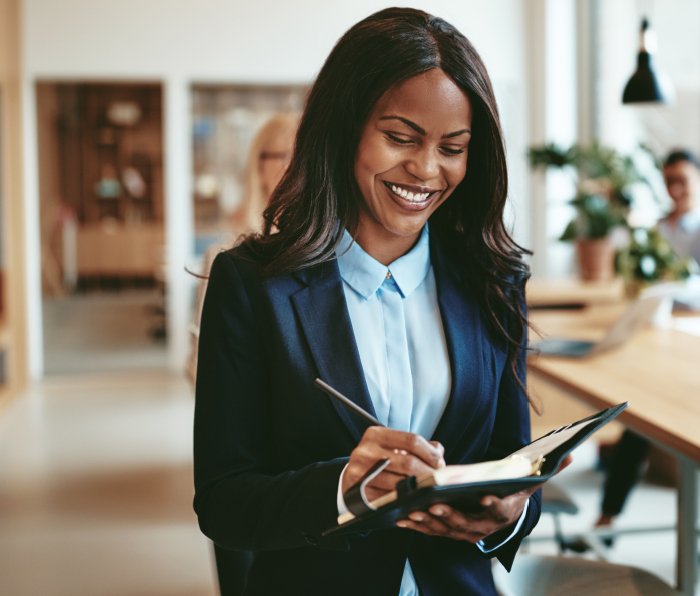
[322,402,628,537]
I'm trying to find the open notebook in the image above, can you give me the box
[324,402,627,537]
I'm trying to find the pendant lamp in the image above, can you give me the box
[622,17,674,104]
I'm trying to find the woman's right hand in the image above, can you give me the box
[342,427,446,501]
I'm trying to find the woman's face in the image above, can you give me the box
[354,68,472,263]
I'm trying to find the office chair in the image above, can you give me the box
[539,481,579,553]
[494,554,678,595]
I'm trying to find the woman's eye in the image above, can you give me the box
[440,146,465,156]
[385,133,412,145]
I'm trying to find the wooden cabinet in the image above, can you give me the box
[76,223,163,278]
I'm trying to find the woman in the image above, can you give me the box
[187,113,299,383]
[233,112,300,235]
[195,8,541,595]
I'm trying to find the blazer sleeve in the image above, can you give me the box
[193,252,348,552]
[479,286,542,571]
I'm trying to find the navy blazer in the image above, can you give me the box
[193,234,541,596]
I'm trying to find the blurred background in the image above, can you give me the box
[1,1,699,594]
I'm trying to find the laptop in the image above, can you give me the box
[532,292,668,358]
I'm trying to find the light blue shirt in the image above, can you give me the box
[336,226,451,435]
[335,225,527,595]
[658,208,700,264]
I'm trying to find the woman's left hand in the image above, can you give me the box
[396,490,529,543]
[396,454,573,543]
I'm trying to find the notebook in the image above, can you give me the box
[324,402,628,537]
[531,292,667,358]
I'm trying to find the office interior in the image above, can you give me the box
[1,0,699,594]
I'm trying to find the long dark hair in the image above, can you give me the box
[245,7,532,400]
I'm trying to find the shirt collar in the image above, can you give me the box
[336,225,431,299]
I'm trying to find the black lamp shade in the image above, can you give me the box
[622,52,671,104]
[622,18,673,104]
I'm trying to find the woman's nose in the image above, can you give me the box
[405,146,440,181]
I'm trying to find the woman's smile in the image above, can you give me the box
[382,181,443,208]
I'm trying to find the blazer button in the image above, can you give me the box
[302,533,319,546]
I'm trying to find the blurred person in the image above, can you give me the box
[572,148,700,553]
[191,8,563,595]
[232,112,301,236]
[658,148,700,264]
[187,112,298,596]
[187,112,299,383]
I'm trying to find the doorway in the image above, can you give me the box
[36,82,167,374]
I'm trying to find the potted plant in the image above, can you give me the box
[528,142,648,281]
[616,227,695,297]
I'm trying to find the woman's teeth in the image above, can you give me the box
[389,184,430,203]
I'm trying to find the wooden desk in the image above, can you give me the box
[529,304,700,594]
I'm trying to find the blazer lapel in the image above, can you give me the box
[430,237,486,459]
[291,260,377,444]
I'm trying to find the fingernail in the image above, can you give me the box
[396,521,409,528]
[409,512,424,522]
[431,506,445,516]
[438,458,446,468]
[482,498,493,507]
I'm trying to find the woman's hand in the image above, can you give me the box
[395,490,533,543]
[342,426,445,501]
[396,454,574,543]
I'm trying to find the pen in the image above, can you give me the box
[314,378,384,427]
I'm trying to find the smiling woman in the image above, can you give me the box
[193,7,542,596]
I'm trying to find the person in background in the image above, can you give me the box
[193,8,550,595]
[187,112,298,596]
[187,112,299,383]
[576,148,700,552]
[658,148,700,264]
[233,112,301,236]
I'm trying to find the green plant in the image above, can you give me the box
[529,142,694,287]
[616,227,695,286]
[559,193,625,240]
[528,142,650,241]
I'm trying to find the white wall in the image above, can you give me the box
[22,0,531,377]
[24,0,527,82]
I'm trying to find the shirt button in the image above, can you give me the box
[385,271,392,279]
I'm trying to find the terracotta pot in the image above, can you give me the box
[576,238,615,281]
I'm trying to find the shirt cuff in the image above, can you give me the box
[337,463,350,516]
[475,498,529,554]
